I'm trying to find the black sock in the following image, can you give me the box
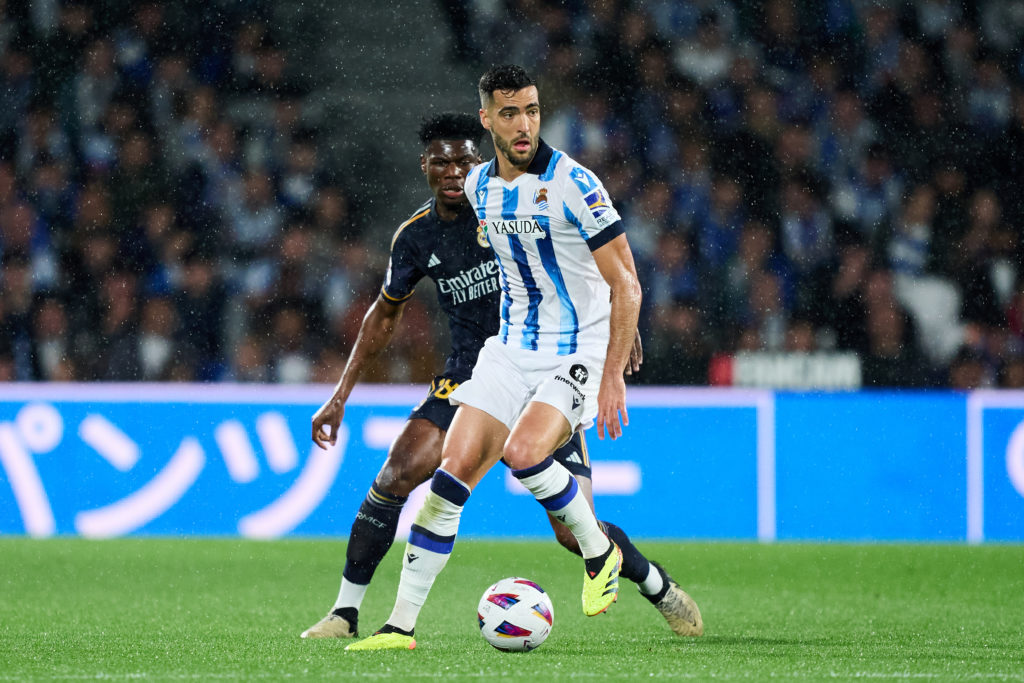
[583,540,614,577]
[601,521,651,584]
[377,623,414,636]
[342,484,406,585]
[330,606,358,631]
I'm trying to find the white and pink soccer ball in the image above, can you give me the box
[477,577,554,652]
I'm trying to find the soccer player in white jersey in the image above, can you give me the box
[347,65,701,652]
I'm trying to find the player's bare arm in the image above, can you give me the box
[627,328,643,376]
[312,296,405,449]
[592,233,642,441]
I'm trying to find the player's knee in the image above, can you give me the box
[377,453,437,497]
[502,437,543,470]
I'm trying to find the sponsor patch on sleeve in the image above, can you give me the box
[583,188,615,225]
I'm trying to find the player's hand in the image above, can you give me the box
[625,328,643,376]
[596,373,628,441]
[312,396,345,450]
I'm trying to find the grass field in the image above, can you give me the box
[1,538,1022,681]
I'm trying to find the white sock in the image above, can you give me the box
[333,579,369,612]
[387,469,470,631]
[513,457,610,559]
[638,563,665,596]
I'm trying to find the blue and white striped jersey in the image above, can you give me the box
[465,139,624,355]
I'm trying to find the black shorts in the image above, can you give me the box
[409,375,592,479]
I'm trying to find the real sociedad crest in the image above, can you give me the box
[534,187,549,211]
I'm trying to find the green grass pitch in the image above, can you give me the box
[2,538,1022,681]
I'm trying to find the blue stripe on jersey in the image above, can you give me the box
[536,216,578,354]
[501,186,519,219]
[473,165,491,220]
[563,201,589,240]
[539,150,562,181]
[569,166,598,194]
[477,168,512,342]
[502,187,542,350]
[508,235,542,350]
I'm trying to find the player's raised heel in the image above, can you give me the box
[345,629,416,651]
[650,561,704,636]
[300,611,357,639]
[582,541,622,616]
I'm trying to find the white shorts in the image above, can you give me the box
[450,336,605,432]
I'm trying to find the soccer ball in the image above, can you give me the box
[477,577,554,652]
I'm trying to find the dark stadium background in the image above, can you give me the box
[2,0,1023,389]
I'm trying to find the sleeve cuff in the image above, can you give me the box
[381,287,414,303]
[585,221,624,252]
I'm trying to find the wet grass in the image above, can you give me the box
[1,538,1022,680]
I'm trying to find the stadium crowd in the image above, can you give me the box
[1,0,1023,389]
[457,0,1024,389]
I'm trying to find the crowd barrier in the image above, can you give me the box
[1,384,1021,542]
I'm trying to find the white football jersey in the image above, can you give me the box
[465,139,624,355]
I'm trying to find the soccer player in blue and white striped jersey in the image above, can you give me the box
[348,66,703,652]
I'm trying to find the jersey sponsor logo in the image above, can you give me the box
[553,374,585,402]
[583,189,609,219]
[593,211,617,229]
[534,188,549,210]
[489,219,545,236]
[356,511,388,529]
[436,260,501,305]
[569,364,589,384]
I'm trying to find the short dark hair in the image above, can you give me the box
[478,64,536,106]
[418,112,484,147]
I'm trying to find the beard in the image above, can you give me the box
[492,131,537,168]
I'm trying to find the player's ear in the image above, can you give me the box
[479,108,490,131]
[420,153,427,174]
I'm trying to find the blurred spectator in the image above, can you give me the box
[137,296,181,381]
[694,175,745,271]
[16,105,72,175]
[830,143,902,249]
[778,175,833,318]
[73,38,118,136]
[738,270,789,351]
[228,333,270,382]
[952,188,1014,329]
[999,357,1024,389]
[642,297,712,386]
[673,10,734,87]
[268,304,315,384]
[30,294,76,381]
[93,270,140,381]
[861,303,932,388]
[173,251,226,380]
[947,346,995,390]
[784,319,817,353]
